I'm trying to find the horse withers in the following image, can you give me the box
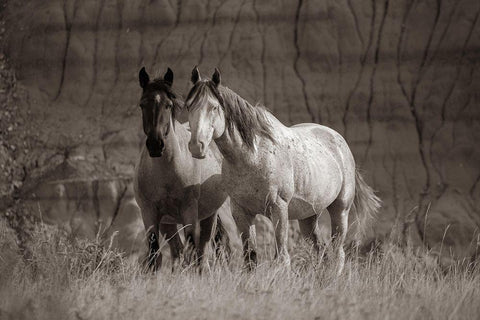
[134,67,233,271]
[186,67,381,274]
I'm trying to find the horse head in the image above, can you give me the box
[185,67,226,159]
[138,67,180,157]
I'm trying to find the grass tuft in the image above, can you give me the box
[0,220,479,320]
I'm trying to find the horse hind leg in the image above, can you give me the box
[213,202,234,264]
[298,214,324,258]
[327,199,350,276]
[231,201,258,271]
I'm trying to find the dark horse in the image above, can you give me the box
[134,67,233,271]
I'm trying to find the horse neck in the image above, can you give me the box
[214,88,267,164]
[215,124,256,165]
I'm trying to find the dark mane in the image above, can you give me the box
[187,81,275,149]
[143,78,184,121]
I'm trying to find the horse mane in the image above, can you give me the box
[187,81,275,149]
[143,78,184,121]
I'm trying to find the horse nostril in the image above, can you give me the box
[164,124,170,137]
[146,136,153,149]
[188,140,202,155]
[188,141,195,153]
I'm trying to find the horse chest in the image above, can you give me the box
[139,175,184,201]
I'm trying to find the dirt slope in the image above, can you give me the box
[2,0,480,259]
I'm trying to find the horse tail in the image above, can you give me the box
[349,169,382,243]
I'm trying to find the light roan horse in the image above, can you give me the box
[186,68,381,274]
[134,67,231,271]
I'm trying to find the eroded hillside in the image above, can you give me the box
[1,0,479,259]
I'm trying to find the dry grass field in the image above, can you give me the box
[1,1,480,319]
[1,219,479,320]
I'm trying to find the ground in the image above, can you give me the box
[0,219,479,320]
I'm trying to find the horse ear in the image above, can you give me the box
[191,66,201,84]
[139,67,150,89]
[212,68,221,87]
[164,67,174,86]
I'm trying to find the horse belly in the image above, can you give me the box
[289,166,339,220]
[292,156,343,215]
[288,197,317,220]
[159,214,180,224]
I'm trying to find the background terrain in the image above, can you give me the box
[1,0,479,262]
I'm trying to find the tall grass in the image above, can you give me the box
[0,220,479,320]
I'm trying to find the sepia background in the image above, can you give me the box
[1,0,479,263]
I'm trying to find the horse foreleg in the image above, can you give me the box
[138,202,162,272]
[231,201,257,271]
[269,199,291,268]
[159,223,184,272]
[146,230,161,272]
[327,200,349,276]
[196,213,217,271]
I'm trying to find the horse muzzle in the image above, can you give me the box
[188,140,206,159]
[146,136,165,158]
